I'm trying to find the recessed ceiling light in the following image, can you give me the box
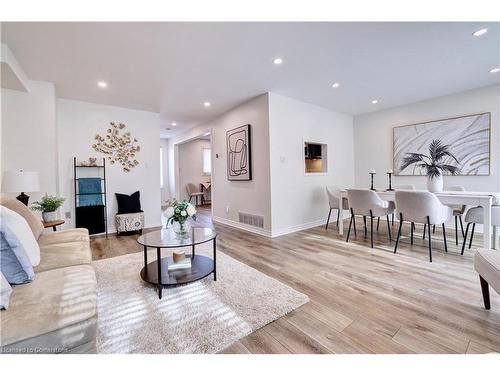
[171,122,177,126]
[490,67,500,74]
[97,81,107,88]
[473,28,488,37]
[332,82,340,88]
[204,102,211,107]
[371,99,378,104]
[273,58,283,65]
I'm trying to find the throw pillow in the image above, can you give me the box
[1,271,13,309]
[1,206,40,266]
[0,197,44,240]
[115,191,142,214]
[0,228,35,285]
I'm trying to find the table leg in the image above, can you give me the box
[493,226,499,250]
[482,198,492,250]
[157,247,162,299]
[52,226,57,232]
[213,237,217,281]
[338,192,345,235]
[144,245,148,268]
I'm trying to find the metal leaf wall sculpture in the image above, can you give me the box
[92,122,140,172]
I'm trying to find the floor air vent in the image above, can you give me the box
[238,212,264,228]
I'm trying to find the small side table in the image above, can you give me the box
[43,220,65,232]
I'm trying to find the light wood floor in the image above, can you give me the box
[90,205,500,354]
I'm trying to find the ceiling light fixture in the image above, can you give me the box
[273,58,283,65]
[204,102,211,107]
[490,67,500,74]
[371,99,378,104]
[332,82,340,88]
[171,122,177,126]
[472,28,488,37]
[97,81,108,88]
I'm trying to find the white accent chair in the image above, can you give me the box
[186,183,205,206]
[474,249,500,310]
[346,189,395,248]
[461,205,500,255]
[325,186,349,230]
[394,191,453,262]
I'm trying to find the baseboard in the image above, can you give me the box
[212,216,273,237]
[271,219,326,237]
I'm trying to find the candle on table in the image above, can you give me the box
[370,169,376,174]
[388,169,393,174]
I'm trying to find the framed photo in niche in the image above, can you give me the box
[393,112,491,176]
[227,124,252,181]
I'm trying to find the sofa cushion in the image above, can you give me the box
[38,228,89,247]
[0,197,44,240]
[1,272,13,310]
[1,212,36,284]
[474,248,500,295]
[0,264,97,351]
[1,206,40,266]
[35,241,92,273]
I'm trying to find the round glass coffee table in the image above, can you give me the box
[137,227,217,299]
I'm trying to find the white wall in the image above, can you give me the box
[169,94,272,233]
[1,81,58,203]
[57,99,161,232]
[178,138,211,202]
[160,138,170,205]
[268,93,355,235]
[354,85,500,192]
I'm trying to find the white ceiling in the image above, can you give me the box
[2,22,499,138]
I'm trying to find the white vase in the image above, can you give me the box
[42,211,57,222]
[427,174,443,192]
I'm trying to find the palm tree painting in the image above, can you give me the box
[227,124,252,181]
[393,113,490,176]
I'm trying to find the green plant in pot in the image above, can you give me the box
[400,139,459,192]
[31,194,66,222]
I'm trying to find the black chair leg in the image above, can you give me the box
[442,223,448,253]
[433,224,436,234]
[351,208,357,236]
[469,223,476,249]
[427,216,433,262]
[346,212,354,242]
[363,216,367,237]
[455,216,459,246]
[480,276,491,310]
[336,209,340,228]
[325,208,332,230]
[423,223,426,240]
[410,221,414,245]
[392,213,394,226]
[459,216,465,237]
[188,196,192,203]
[386,215,392,241]
[370,210,374,248]
[377,217,380,232]
[394,213,403,254]
[461,223,470,255]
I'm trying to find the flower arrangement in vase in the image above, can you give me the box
[400,139,459,192]
[164,199,197,238]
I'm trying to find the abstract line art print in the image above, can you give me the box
[393,113,490,176]
[227,124,252,181]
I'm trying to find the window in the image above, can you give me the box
[202,148,211,175]
[160,147,164,188]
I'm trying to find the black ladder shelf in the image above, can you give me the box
[73,157,108,239]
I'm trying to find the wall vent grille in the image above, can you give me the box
[238,212,264,228]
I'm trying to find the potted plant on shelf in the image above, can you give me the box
[31,194,66,222]
[164,199,197,239]
[400,139,459,192]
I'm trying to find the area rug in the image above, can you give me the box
[93,244,309,353]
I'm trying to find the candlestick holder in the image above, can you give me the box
[386,172,394,191]
[369,172,376,191]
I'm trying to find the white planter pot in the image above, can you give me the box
[427,174,443,192]
[42,211,57,222]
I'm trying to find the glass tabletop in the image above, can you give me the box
[137,227,217,248]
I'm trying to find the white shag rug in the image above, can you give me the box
[93,244,308,353]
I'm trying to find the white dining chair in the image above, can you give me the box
[390,185,416,226]
[394,191,453,262]
[446,186,466,245]
[346,189,395,248]
[461,206,500,254]
[325,186,349,230]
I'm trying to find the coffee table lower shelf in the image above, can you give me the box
[140,255,215,299]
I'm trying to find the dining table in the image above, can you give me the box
[337,189,500,250]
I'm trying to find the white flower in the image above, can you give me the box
[165,207,175,217]
[186,204,196,216]
[180,210,187,217]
